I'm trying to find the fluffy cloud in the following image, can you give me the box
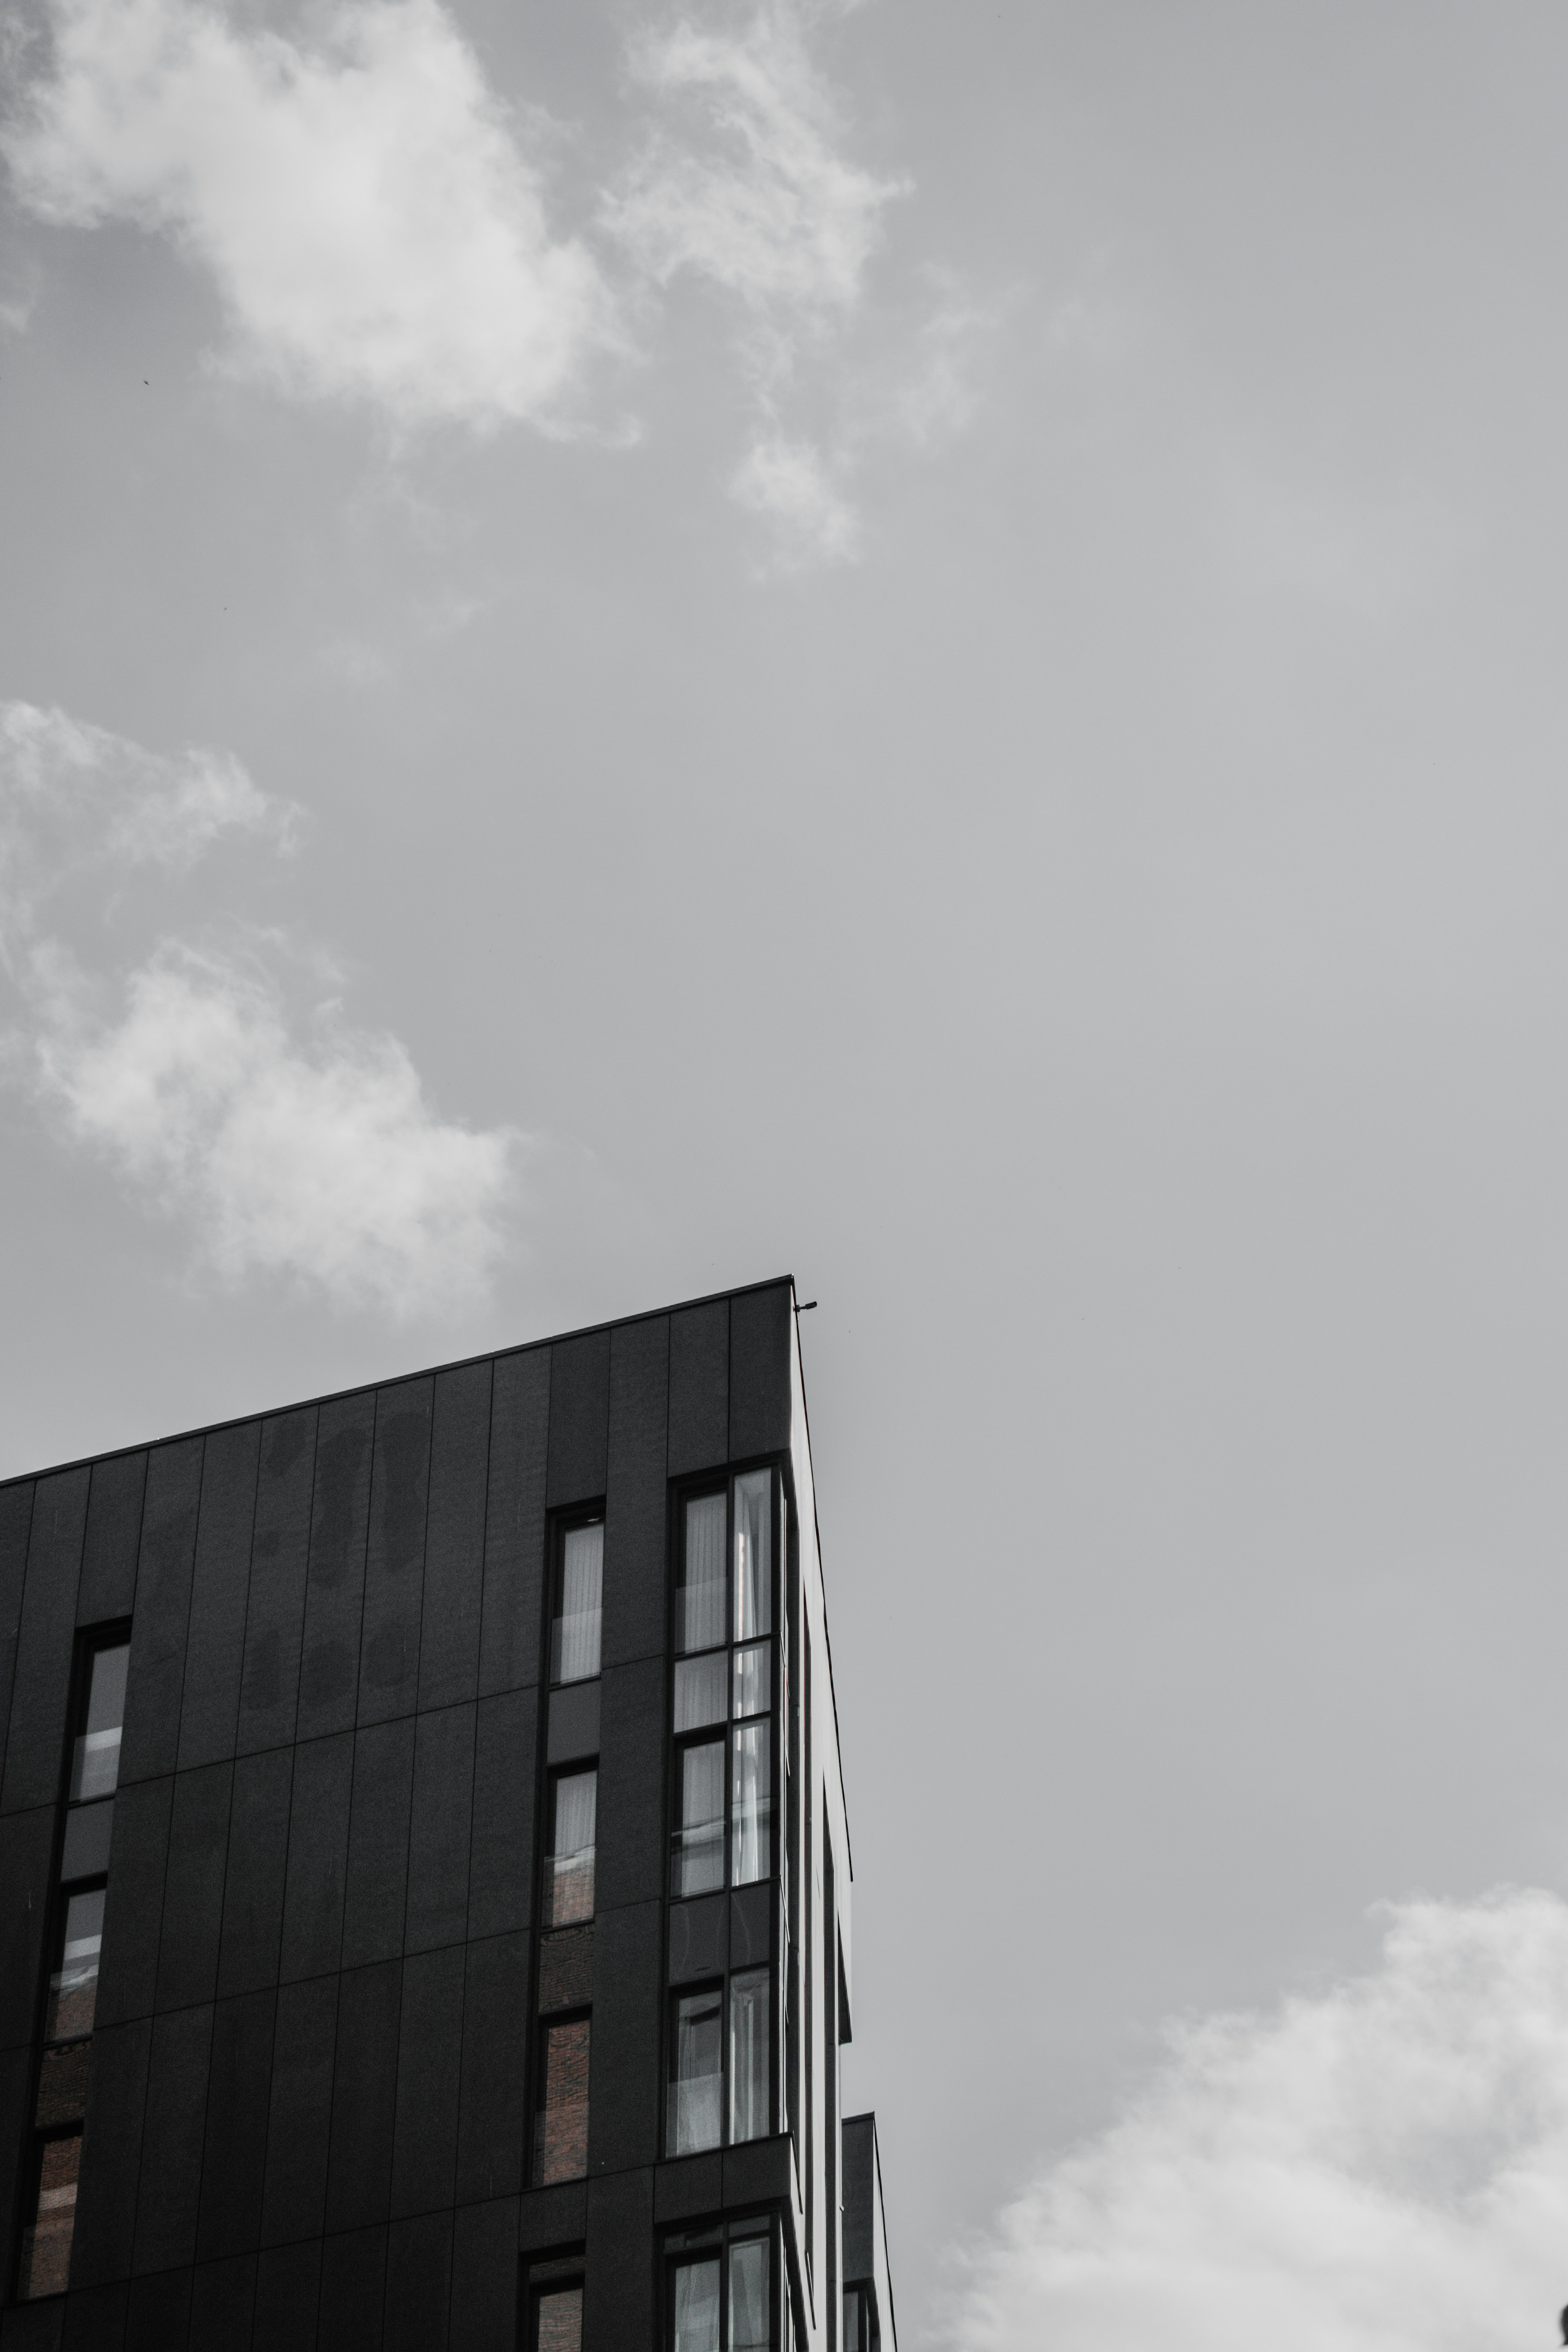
[0,700,517,1313]
[5,0,611,430]
[32,944,514,1312]
[953,1890,1568,2352]
[605,3,900,320]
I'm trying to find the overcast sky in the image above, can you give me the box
[6,2,1568,2343]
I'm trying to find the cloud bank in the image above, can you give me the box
[4,0,610,430]
[0,701,516,1313]
[954,1889,1568,2352]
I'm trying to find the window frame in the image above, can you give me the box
[668,1469,784,1903]
[547,1511,606,1690]
[664,2216,781,2352]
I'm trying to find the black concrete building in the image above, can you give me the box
[0,1277,896,2352]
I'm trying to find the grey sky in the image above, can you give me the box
[5,2,1568,2340]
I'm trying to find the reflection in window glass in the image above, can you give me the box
[45,1887,105,2043]
[551,1525,603,1685]
[19,2130,80,2299]
[673,1740,726,1898]
[728,1968,771,2144]
[69,1642,129,1803]
[675,1651,728,1734]
[842,2288,867,2352]
[536,2286,582,2352]
[733,1472,772,1642]
[545,1769,597,1928]
[731,1722,771,1886]
[732,1641,769,1721]
[674,2258,722,2352]
[535,2017,590,2183]
[730,2239,770,2352]
[679,1494,728,1654]
[670,1988,723,2154]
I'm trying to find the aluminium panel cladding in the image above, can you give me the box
[0,1279,798,2352]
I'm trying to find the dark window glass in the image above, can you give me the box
[45,1886,105,2044]
[669,1987,723,2154]
[728,1967,770,2144]
[842,2289,867,2352]
[550,1524,603,1685]
[674,2257,722,2352]
[732,1472,772,1641]
[19,2129,81,2299]
[678,1494,728,1655]
[545,1768,597,1928]
[673,1739,726,1898]
[69,1641,129,1803]
[731,1722,771,1886]
[534,2016,590,2183]
[536,2286,583,2352]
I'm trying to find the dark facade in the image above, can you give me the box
[0,1278,897,2352]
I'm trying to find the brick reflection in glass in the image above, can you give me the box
[45,1888,105,2043]
[20,2131,80,2299]
[535,2018,590,2183]
[546,1770,596,1928]
[537,2285,582,2352]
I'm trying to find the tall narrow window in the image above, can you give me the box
[551,1523,603,1686]
[730,2238,771,2352]
[669,1986,723,2154]
[673,1738,726,1899]
[731,1723,771,1887]
[44,1887,105,2044]
[534,2016,590,2183]
[728,1967,771,2143]
[18,2131,80,2300]
[733,1471,772,1642]
[678,1494,728,1654]
[674,2260,722,2352]
[544,1768,597,1928]
[68,1642,129,1802]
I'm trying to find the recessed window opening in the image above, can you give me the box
[534,2014,590,2184]
[18,2130,81,2300]
[45,1886,105,2044]
[551,1521,603,1686]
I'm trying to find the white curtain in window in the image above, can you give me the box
[731,1723,771,1885]
[548,1768,597,1926]
[555,1524,603,1684]
[674,2259,721,2352]
[729,1970,771,2144]
[680,1494,728,1653]
[672,1992,723,2154]
[675,1652,727,1734]
[730,2239,771,2351]
[733,1472,772,1642]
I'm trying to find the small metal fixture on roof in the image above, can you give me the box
[796,1300,818,1311]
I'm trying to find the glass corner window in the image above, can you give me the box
[551,1522,603,1686]
[678,1492,728,1655]
[732,1470,772,1642]
[670,2225,777,2352]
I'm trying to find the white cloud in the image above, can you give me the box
[0,700,517,1314]
[5,0,612,431]
[30,942,516,1313]
[730,430,857,568]
[0,698,295,945]
[605,0,904,562]
[605,3,901,321]
[953,1889,1568,2352]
